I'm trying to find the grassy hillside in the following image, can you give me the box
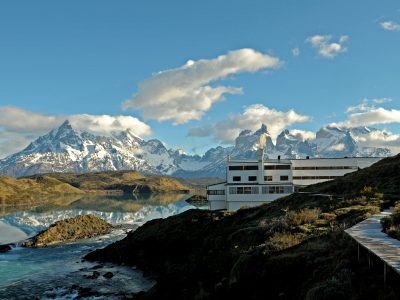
[28,170,193,194]
[0,175,84,205]
[86,155,400,299]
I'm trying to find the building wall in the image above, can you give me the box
[291,157,381,186]
[226,160,292,185]
[208,156,383,211]
[227,201,273,211]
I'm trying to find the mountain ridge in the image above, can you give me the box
[0,121,392,178]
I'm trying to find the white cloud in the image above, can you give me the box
[335,98,400,128]
[381,21,400,31]
[345,98,370,113]
[290,129,316,141]
[373,97,393,104]
[123,48,282,124]
[335,107,400,128]
[292,47,300,57]
[306,35,349,58]
[345,98,393,113]
[0,106,151,158]
[188,104,311,143]
[67,115,151,137]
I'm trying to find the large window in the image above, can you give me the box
[264,176,272,181]
[293,176,339,180]
[233,176,241,182]
[229,186,259,194]
[261,185,292,194]
[264,165,291,170]
[229,166,243,171]
[229,165,259,171]
[248,176,257,182]
[244,165,258,170]
[207,190,225,195]
[280,175,289,181]
[293,166,356,170]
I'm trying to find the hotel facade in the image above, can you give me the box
[207,151,382,211]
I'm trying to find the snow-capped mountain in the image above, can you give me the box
[0,121,392,178]
[0,120,176,177]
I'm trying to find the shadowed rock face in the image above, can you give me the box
[23,215,112,247]
[0,244,13,252]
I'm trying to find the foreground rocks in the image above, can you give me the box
[23,215,112,247]
[85,197,400,299]
[0,244,14,252]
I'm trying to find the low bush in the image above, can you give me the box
[267,232,304,251]
[287,208,321,226]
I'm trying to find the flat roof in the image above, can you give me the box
[228,156,383,163]
[206,181,227,187]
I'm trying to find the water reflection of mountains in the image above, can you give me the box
[1,193,188,215]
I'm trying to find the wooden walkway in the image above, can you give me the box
[345,211,400,275]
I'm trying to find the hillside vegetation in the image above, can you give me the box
[0,175,84,205]
[86,154,400,299]
[29,171,192,194]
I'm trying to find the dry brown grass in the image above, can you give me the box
[267,232,304,251]
[0,175,84,205]
[287,208,321,226]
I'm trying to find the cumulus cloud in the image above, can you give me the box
[334,98,400,128]
[0,106,151,158]
[335,107,400,128]
[188,104,311,143]
[123,48,282,124]
[306,35,349,58]
[67,115,152,137]
[381,21,400,31]
[290,129,316,141]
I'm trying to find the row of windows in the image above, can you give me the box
[232,176,289,182]
[229,165,259,171]
[264,165,291,170]
[207,190,226,195]
[229,185,293,195]
[293,166,357,170]
[228,164,291,171]
[293,176,339,180]
[262,186,293,194]
[229,186,259,194]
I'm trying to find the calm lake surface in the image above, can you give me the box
[0,194,198,299]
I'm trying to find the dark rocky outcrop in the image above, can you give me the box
[23,215,112,247]
[0,244,13,253]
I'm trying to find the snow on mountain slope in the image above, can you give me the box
[0,121,392,178]
[0,121,160,177]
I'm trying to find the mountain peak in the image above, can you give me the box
[254,124,269,135]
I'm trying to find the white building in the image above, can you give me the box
[207,151,382,211]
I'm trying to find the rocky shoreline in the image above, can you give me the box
[23,214,112,247]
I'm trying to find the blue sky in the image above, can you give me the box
[1,0,400,157]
